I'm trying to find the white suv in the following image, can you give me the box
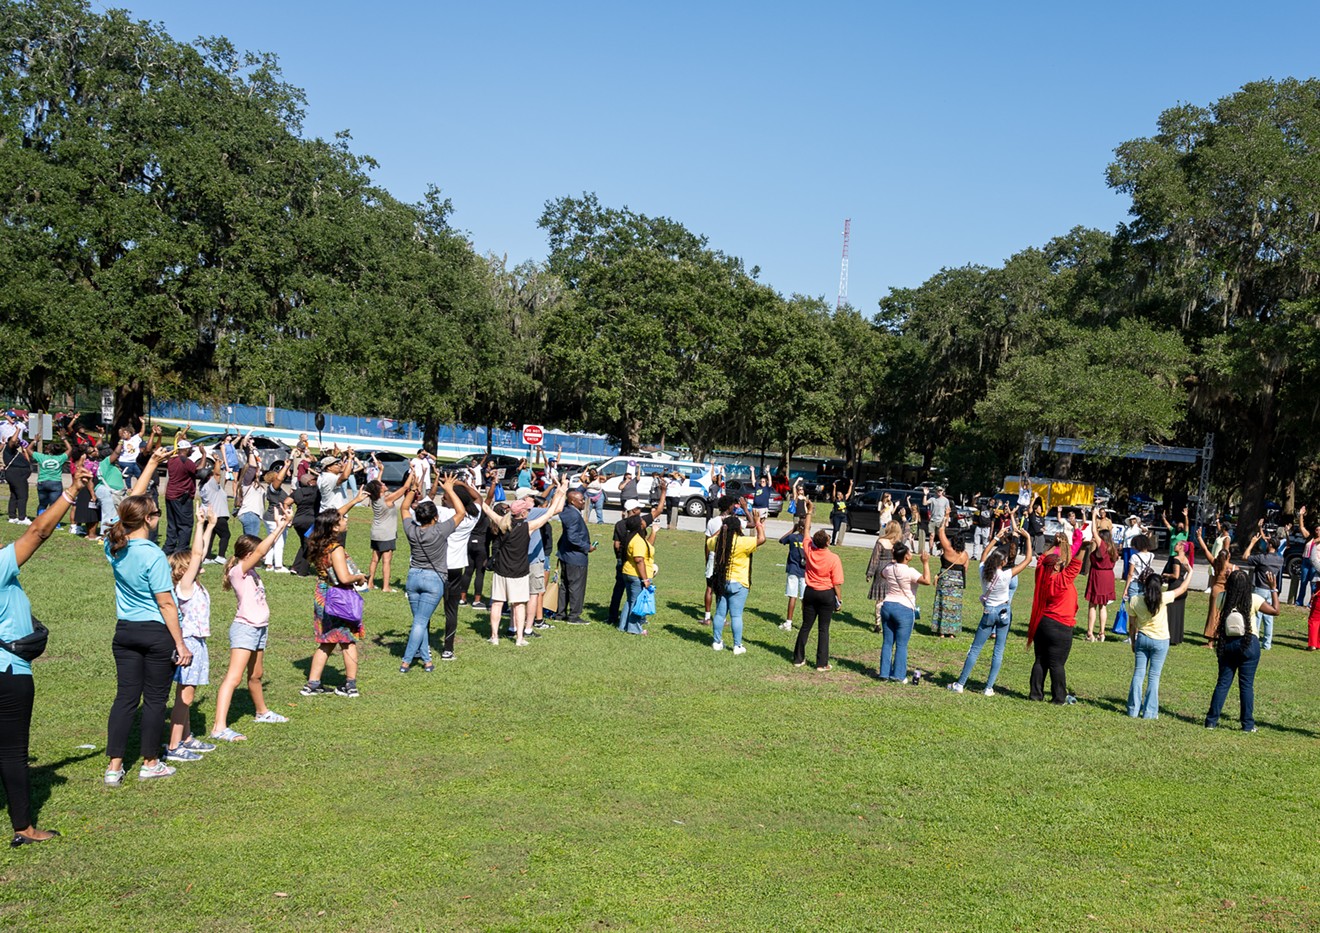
[587,456,713,516]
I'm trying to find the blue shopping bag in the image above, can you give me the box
[631,585,657,618]
[1112,600,1129,636]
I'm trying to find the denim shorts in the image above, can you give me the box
[173,635,210,686]
[229,621,269,652]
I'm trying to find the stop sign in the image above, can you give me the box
[522,424,544,446]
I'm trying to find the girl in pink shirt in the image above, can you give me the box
[210,505,294,742]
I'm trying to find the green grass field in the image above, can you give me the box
[1,505,1318,932]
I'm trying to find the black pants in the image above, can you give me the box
[607,560,627,626]
[163,495,193,555]
[6,472,30,520]
[0,670,34,830]
[1029,616,1074,703]
[209,516,232,559]
[559,561,588,623]
[107,621,175,761]
[794,586,835,668]
[443,568,464,654]
[290,518,313,575]
[459,540,487,600]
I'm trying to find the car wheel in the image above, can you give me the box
[1287,557,1302,580]
[684,497,707,517]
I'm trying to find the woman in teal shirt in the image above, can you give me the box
[33,436,72,515]
[103,454,193,784]
[0,467,89,847]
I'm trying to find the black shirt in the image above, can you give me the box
[613,518,630,560]
[291,485,320,524]
[493,518,531,578]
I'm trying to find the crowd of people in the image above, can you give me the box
[1,408,1318,849]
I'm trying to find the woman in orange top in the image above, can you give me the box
[792,501,844,670]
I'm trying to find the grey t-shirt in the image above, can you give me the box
[371,497,400,542]
[929,495,950,524]
[200,478,231,519]
[404,516,456,574]
[1247,552,1284,591]
[317,471,348,511]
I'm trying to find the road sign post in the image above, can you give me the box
[522,424,544,446]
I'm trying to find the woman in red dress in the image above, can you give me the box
[1085,529,1119,641]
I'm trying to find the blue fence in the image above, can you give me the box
[147,400,619,460]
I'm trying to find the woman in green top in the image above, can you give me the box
[33,436,72,515]
[95,441,127,537]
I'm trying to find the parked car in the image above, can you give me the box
[586,455,716,516]
[715,468,784,518]
[354,449,410,490]
[191,433,292,473]
[439,453,522,490]
[845,488,924,534]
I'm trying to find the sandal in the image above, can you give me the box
[399,663,409,674]
[423,661,434,673]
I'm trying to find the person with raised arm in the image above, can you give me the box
[932,514,970,638]
[208,502,296,741]
[708,497,767,654]
[301,488,371,698]
[877,538,931,683]
[791,499,844,671]
[162,506,219,761]
[482,477,567,646]
[829,478,853,546]
[0,464,92,844]
[949,522,1032,695]
[1205,568,1280,731]
[1126,547,1193,719]
[365,473,412,592]
[1027,527,1088,704]
[399,474,465,670]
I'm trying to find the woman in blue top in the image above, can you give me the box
[103,452,193,785]
[0,466,90,846]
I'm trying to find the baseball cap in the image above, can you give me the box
[514,486,536,499]
[320,455,340,468]
[177,439,193,450]
[624,498,642,512]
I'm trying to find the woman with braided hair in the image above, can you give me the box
[1204,569,1280,732]
[707,500,765,653]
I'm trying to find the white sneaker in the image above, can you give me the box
[138,761,176,781]
[983,687,996,697]
[732,645,746,656]
[947,682,964,693]
[17,519,31,525]
[712,641,723,651]
[253,710,289,724]
[779,621,792,631]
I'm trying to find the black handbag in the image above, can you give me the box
[0,614,48,662]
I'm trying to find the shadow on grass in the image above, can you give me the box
[29,749,100,825]
[661,623,714,648]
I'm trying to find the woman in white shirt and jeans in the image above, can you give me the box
[950,524,1033,696]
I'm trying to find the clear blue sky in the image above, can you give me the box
[103,1,1320,312]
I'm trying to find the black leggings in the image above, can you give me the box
[107,621,175,761]
[209,516,232,559]
[794,586,836,668]
[443,568,463,653]
[6,472,30,520]
[0,670,34,830]
[460,540,487,599]
[1029,616,1075,703]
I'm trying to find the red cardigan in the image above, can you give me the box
[1028,529,1084,644]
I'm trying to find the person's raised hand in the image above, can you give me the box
[71,464,94,494]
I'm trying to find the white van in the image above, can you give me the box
[587,456,713,516]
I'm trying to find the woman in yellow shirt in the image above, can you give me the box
[707,502,767,654]
[619,515,656,635]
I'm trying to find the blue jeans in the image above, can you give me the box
[1253,586,1273,648]
[403,568,443,664]
[620,575,648,634]
[589,494,604,524]
[1296,563,1314,606]
[1205,634,1261,730]
[1127,632,1170,718]
[879,601,915,680]
[36,480,63,514]
[713,581,748,647]
[957,604,1010,689]
[237,511,262,538]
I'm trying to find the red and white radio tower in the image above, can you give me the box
[836,218,850,309]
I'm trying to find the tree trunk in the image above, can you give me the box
[422,417,440,454]
[113,380,145,434]
[485,423,493,457]
[1235,387,1279,541]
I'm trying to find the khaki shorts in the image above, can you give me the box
[528,562,547,595]
[492,573,531,604]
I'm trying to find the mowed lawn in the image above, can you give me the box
[1,504,1318,932]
